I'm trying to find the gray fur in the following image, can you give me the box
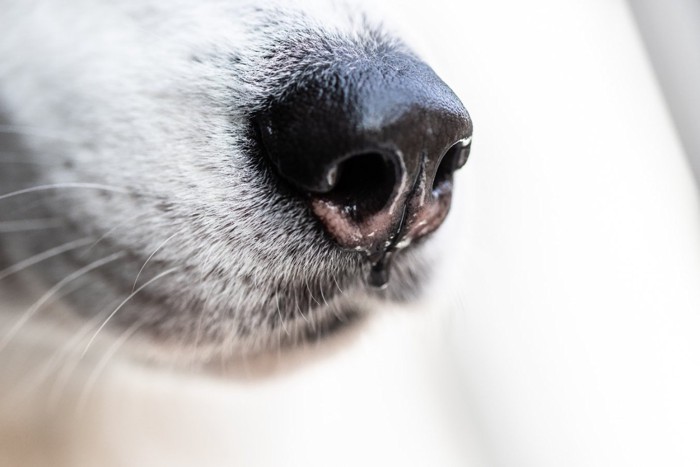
[0,0,444,361]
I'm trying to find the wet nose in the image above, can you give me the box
[256,52,472,262]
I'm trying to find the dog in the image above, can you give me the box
[0,1,474,465]
[0,0,471,360]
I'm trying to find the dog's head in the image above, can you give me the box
[0,0,472,359]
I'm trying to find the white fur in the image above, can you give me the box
[0,0,437,359]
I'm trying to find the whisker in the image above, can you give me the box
[293,281,310,325]
[275,295,290,336]
[0,192,66,219]
[45,304,121,409]
[0,252,125,352]
[82,267,178,356]
[0,218,63,233]
[0,183,129,202]
[75,322,142,415]
[0,237,94,281]
[332,274,345,295]
[302,274,324,316]
[132,230,181,291]
[294,273,316,332]
[10,314,105,408]
[318,280,330,308]
[191,274,221,356]
[85,213,146,253]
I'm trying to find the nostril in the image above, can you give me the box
[432,137,472,194]
[322,153,398,223]
[255,49,472,280]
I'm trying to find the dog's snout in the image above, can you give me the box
[257,52,472,259]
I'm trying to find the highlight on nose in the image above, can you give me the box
[256,51,472,283]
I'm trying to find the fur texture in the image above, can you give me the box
[0,0,456,361]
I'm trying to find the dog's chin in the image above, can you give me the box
[115,298,382,370]
[109,243,431,368]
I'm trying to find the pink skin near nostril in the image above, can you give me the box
[311,135,471,288]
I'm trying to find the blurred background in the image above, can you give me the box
[434,0,700,465]
[630,0,700,183]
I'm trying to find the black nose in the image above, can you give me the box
[256,52,472,262]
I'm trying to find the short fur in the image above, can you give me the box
[0,0,456,362]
